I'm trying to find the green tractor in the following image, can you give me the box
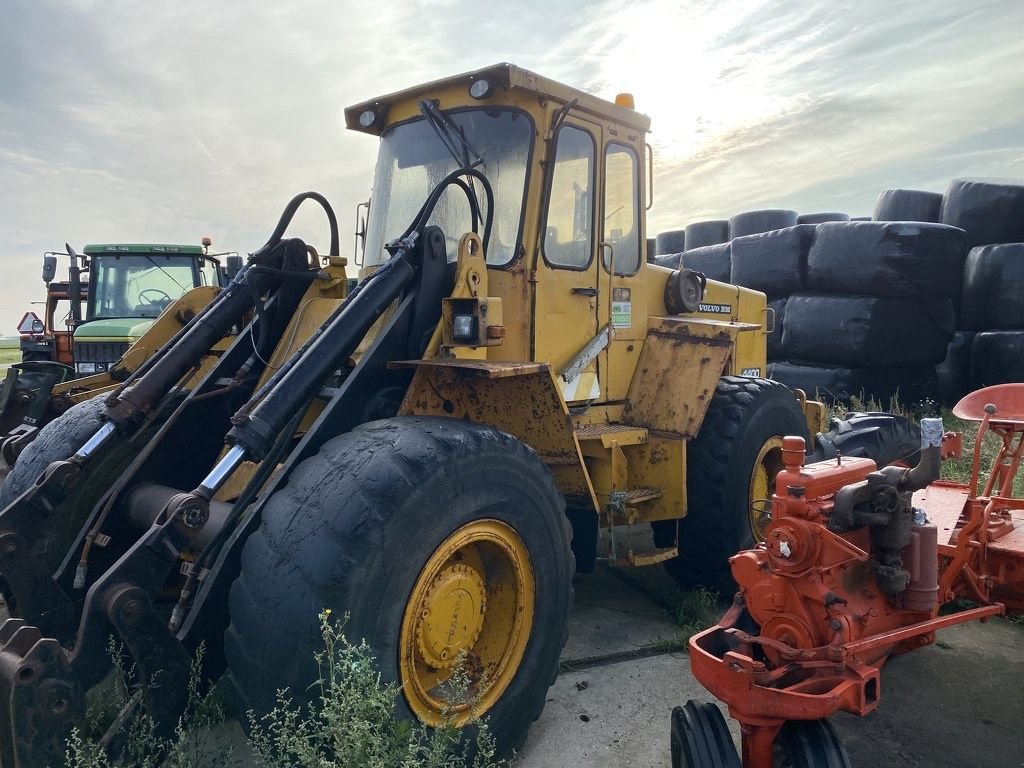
[0,242,239,441]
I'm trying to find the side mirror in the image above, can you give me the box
[42,255,57,283]
[225,254,243,280]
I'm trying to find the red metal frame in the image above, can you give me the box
[689,385,1024,768]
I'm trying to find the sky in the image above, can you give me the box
[2,0,1023,335]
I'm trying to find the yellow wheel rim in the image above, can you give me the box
[749,436,785,542]
[399,519,535,726]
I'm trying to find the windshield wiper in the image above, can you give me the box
[143,255,189,292]
[418,99,485,171]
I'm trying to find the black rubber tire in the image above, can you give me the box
[807,221,967,300]
[681,243,732,283]
[872,188,942,223]
[653,376,807,591]
[781,293,955,367]
[670,700,741,768]
[797,212,849,225]
[729,209,799,239]
[940,177,1024,249]
[768,360,938,407]
[807,412,921,467]
[0,395,107,506]
[971,331,1024,387]
[222,416,573,758]
[685,220,730,251]
[960,244,1024,331]
[935,331,976,407]
[658,229,687,255]
[773,719,851,768]
[730,225,815,299]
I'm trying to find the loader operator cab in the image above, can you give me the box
[349,64,658,405]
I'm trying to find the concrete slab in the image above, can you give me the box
[562,567,682,663]
[517,652,736,768]
[835,617,1024,768]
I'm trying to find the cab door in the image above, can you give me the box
[597,139,645,402]
[531,117,603,403]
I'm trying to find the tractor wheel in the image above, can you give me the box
[0,395,107,506]
[670,700,740,768]
[773,719,851,768]
[807,412,921,468]
[653,376,807,591]
[223,416,573,757]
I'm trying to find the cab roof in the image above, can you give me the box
[83,244,204,256]
[344,62,651,136]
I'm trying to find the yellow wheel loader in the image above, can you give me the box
[0,65,825,764]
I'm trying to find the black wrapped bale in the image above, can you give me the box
[684,220,730,251]
[872,189,943,223]
[971,331,1024,387]
[806,221,967,300]
[653,252,683,269]
[960,243,1024,331]
[729,209,799,238]
[940,178,1024,248]
[798,212,850,224]
[730,224,816,299]
[656,229,686,255]
[935,331,977,407]
[781,293,955,367]
[768,360,937,406]
[767,297,787,360]
[679,243,732,283]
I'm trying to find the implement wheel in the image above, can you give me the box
[654,376,807,591]
[773,719,851,768]
[670,700,740,768]
[223,416,573,757]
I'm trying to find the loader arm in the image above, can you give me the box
[0,175,487,766]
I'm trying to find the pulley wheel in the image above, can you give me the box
[773,718,852,768]
[670,700,740,768]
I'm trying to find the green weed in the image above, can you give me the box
[248,611,507,768]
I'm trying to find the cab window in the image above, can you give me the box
[602,143,640,274]
[543,125,595,269]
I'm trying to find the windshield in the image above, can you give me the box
[363,107,533,267]
[87,254,198,320]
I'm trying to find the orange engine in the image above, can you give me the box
[731,434,942,668]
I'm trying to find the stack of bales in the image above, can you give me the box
[933,179,1024,403]
[651,180,1024,406]
[768,221,965,405]
[866,180,1024,404]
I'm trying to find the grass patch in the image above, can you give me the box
[67,614,507,768]
[668,587,722,650]
[0,347,21,366]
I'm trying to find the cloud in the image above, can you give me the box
[0,0,1022,335]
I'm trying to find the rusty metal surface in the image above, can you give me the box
[913,481,971,546]
[621,317,734,437]
[398,361,596,506]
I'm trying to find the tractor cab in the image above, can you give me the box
[73,244,227,374]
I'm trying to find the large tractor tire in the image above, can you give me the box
[807,412,921,468]
[223,416,573,757]
[0,395,107,506]
[653,376,807,591]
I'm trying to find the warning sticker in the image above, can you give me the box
[612,287,632,328]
